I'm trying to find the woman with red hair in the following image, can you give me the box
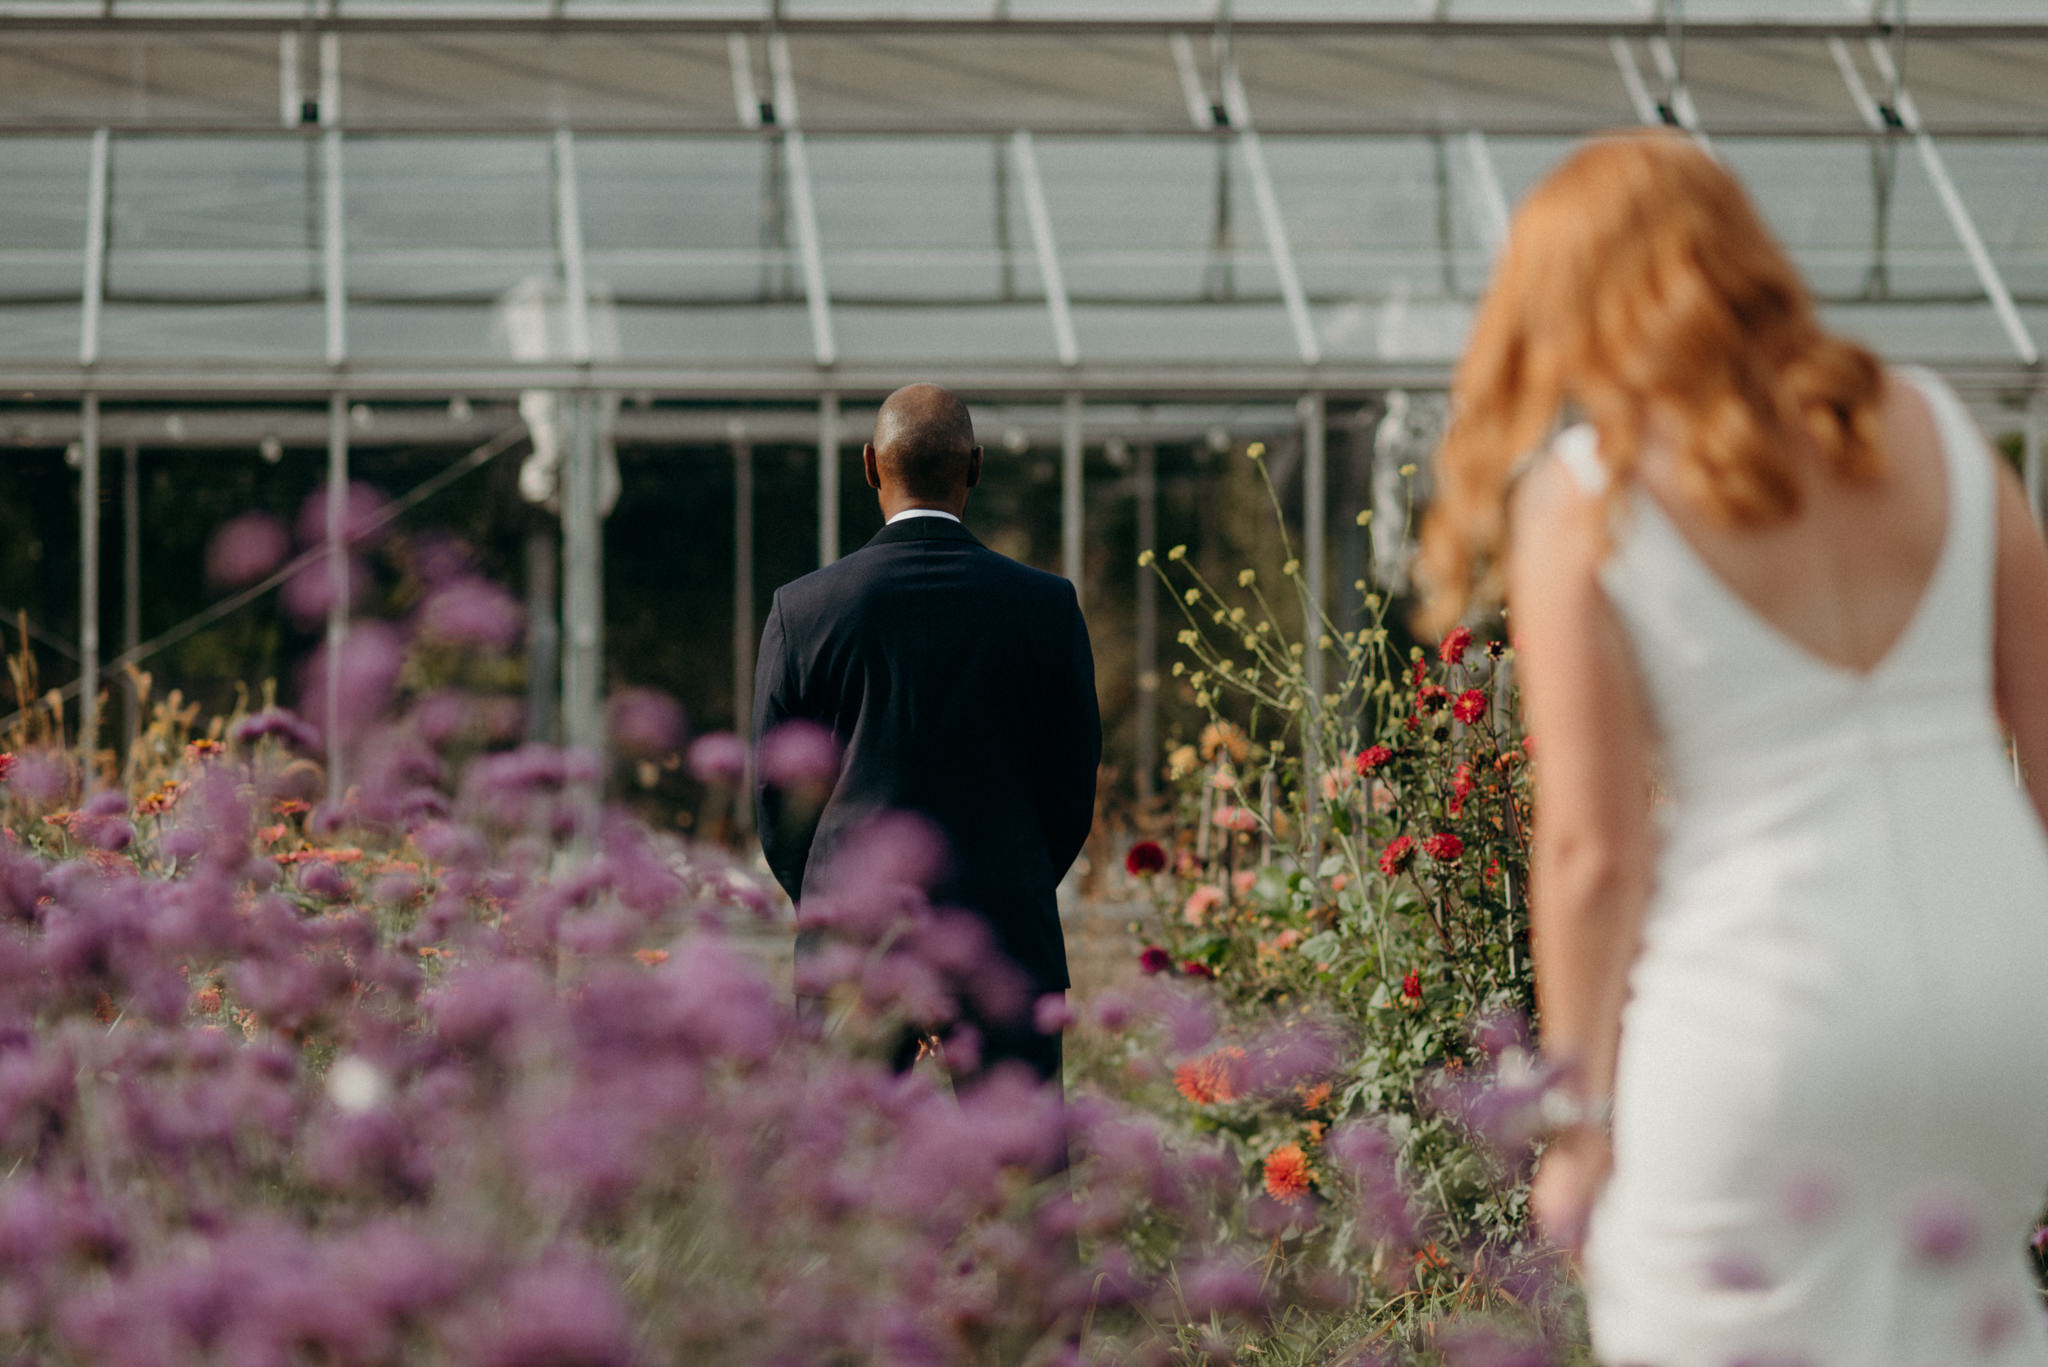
[1423,132,2048,1362]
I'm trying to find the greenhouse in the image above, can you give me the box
[0,1,2043,796]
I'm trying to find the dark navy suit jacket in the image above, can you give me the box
[752,515,1101,991]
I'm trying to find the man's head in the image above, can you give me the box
[864,383,983,519]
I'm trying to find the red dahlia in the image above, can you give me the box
[1438,626,1473,665]
[1355,745,1393,775]
[1378,836,1416,876]
[1452,690,1487,724]
[1139,945,1172,975]
[1124,839,1168,877]
[1401,970,1422,1002]
[1422,833,1464,861]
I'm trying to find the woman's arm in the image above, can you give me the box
[1990,461,2048,834]
[1503,458,1660,1250]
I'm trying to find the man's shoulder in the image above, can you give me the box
[774,537,1075,612]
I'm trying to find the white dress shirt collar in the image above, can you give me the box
[885,508,962,526]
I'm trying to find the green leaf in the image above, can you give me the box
[1315,853,1346,879]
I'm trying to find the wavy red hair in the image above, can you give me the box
[1418,132,1885,632]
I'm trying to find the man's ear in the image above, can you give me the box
[862,443,882,491]
[965,445,984,489]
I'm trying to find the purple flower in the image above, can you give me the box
[467,1255,636,1367]
[607,688,686,756]
[418,577,524,652]
[1175,1259,1266,1323]
[281,553,370,625]
[9,748,71,804]
[1032,993,1073,1035]
[1089,991,1133,1032]
[1904,1181,1982,1266]
[685,732,746,785]
[298,624,404,747]
[295,480,389,549]
[1435,1325,1548,1367]
[230,708,321,752]
[205,512,290,587]
[757,720,841,791]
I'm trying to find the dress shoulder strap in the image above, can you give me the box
[1549,424,1610,495]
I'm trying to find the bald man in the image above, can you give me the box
[752,383,1101,1087]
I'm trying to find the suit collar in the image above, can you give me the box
[862,517,981,550]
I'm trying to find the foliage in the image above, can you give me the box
[0,500,1598,1367]
[1101,446,1590,1358]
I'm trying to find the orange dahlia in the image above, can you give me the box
[1263,1142,1314,1204]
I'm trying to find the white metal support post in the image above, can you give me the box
[79,398,100,775]
[78,127,109,776]
[1221,62,1321,366]
[80,128,109,370]
[1061,393,1083,586]
[561,394,604,757]
[769,34,836,368]
[1135,440,1158,806]
[818,393,840,566]
[1462,131,1511,256]
[121,442,139,751]
[732,428,755,832]
[1831,38,2040,367]
[2027,393,2046,527]
[1011,130,1078,369]
[319,47,348,810]
[324,395,348,811]
[1301,392,1327,707]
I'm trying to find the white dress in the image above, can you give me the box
[1562,367,2048,1366]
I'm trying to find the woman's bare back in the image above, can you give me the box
[1635,373,1950,678]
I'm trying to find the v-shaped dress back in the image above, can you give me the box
[1561,368,2048,1365]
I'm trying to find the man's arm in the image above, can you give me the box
[751,593,809,902]
[1036,583,1102,878]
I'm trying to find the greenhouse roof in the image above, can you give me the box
[0,4,2043,402]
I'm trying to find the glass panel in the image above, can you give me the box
[340,34,739,129]
[1940,141,2048,299]
[1900,40,2048,134]
[784,34,1188,131]
[1263,136,1490,361]
[346,136,556,360]
[1033,137,1296,359]
[1821,300,2014,362]
[808,136,1055,363]
[1718,138,1981,301]
[578,136,813,362]
[1680,39,1861,132]
[0,32,277,124]
[1234,36,1633,131]
[100,136,323,358]
[0,136,87,360]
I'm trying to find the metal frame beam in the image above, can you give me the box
[1221,58,1321,367]
[1831,37,2039,366]
[12,359,2043,404]
[1011,130,1078,369]
[769,33,836,369]
[9,15,2037,39]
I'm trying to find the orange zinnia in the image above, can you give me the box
[1263,1143,1314,1204]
